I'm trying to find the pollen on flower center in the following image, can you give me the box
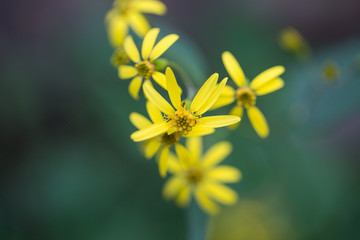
[160,132,179,148]
[169,103,197,135]
[135,60,155,79]
[186,167,203,184]
[236,87,256,108]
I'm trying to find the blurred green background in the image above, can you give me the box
[1,0,360,239]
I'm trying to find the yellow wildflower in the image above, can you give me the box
[213,51,285,138]
[130,101,202,177]
[279,27,311,58]
[163,137,241,214]
[118,28,179,99]
[105,0,166,47]
[130,67,241,141]
[322,60,339,83]
[111,47,130,67]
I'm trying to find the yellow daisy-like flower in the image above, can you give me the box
[105,0,167,47]
[322,60,340,83]
[213,51,285,138]
[279,27,311,58]
[119,28,179,99]
[163,137,241,215]
[111,47,130,67]
[130,67,241,141]
[130,101,200,177]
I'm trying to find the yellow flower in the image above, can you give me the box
[130,101,187,177]
[111,47,130,67]
[163,137,241,214]
[279,27,311,58]
[118,28,179,99]
[322,60,340,83]
[213,51,285,138]
[130,67,241,141]
[105,0,167,47]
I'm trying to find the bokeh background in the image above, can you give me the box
[1,0,360,239]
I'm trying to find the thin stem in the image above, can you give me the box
[186,201,208,240]
[169,61,197,99]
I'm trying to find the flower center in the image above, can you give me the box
[135,60,155,79]
[111,49,129,67]
[186,167,203,184]
[169,103,197,135]
[236,87,256,108]
[160,132,179,148]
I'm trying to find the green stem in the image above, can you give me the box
[186,202,208,240]
[168,61,196,99]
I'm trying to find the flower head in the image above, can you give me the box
[130,67,241,141]
[322,60,340,83]
[105,0,167,47]
[163,137,241,214]
[212,51,285,138]
[130,101,183,177]
[279,27,311,59]
[111,47,130,67]
[118,28,179,99]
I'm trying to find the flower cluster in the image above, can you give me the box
[105,0,285,214]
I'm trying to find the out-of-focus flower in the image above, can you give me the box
[322,60,340,83]
[212,51,285,138]
[130,67,240,141]
[163,137,241,214]
[119,28,178,99]
[130,101,184,177]
[105,0,167,47]
[279,27,311,59]
[111,47,130,67]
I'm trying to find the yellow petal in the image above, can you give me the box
[124,36,141,63]
[168,152,182,174]
[207,166,242,183]
[254,77,284,96]
[203,183,238,205]
[118,65,137,79]
[163,176,186,200]
[210,96,235,110]
[131,122,168,142]
[158,147,169,177]
[150,34,179,60]
[132,0,167,15]
[190,73,218,113]
[247,106,269,138]
[201,141,232,167]
[106,13,128,47]
[143,81,174,115]
[129,112,152,129]
[175,144,193,169]
[144,138,161,159]
[228,105,243,130]
[176,187,191,207]
[222,51,246,87]
[199,115,240,128]
[183,126,215,137]
[141,28,160,60]
[146,101,164,123]
[165,67,181,109]
[128,76,143,100]
[196,77,228,115]
[195,188,219,215]
[221,85,236,97]
[127,12,150,37]
[152,71,167,90]
[250,66,285,90]
[186,137,202,161]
